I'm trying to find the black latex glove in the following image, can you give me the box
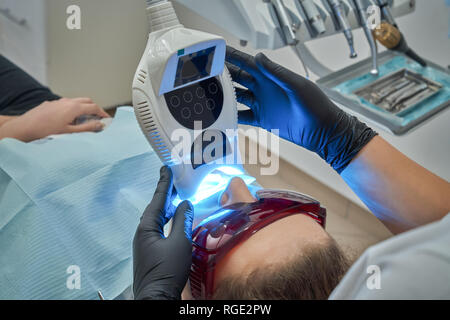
[133,166,194,300]
[226,47,378,173]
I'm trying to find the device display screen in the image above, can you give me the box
[174,47,216,88]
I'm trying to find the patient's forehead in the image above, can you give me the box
[214,214,329,287]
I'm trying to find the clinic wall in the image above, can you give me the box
[45,0,149,108]
[0,0,150,108]
[0,0,48,83]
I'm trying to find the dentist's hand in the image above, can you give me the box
[226,47,377,173]
[133,166,194,300]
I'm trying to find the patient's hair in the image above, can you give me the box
[213,238,350,300]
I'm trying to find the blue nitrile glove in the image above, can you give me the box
[133,166,194,300]
[226,47,378,174]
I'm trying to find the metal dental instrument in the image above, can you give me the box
[397,89,432,110]
[371,75,406,92]
[389,83,428,110]
[272,0,297,45]
[271,0,310,78]
[384,81,416,105]
[353,0,378,75]
[376,77,409,94]
[327,0,357,58]
[299,0,326,35]
[375,0,398,28]
[97,290,105,300]
[376,77,410,95]
[372,79,411,103]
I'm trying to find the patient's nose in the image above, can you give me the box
[220,177,257,207]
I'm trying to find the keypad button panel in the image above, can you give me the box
[164,77,224,130]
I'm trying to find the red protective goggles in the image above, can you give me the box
[189,189,327,300]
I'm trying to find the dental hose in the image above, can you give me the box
[373,22,427,67]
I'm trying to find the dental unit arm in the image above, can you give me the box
[174,0,416,78]
[133,0,240,200]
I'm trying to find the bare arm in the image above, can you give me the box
[0,116,16,127]
[0,98,110,142]
[341,136,450,234]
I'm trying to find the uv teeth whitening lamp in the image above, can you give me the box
[133,0,241,200]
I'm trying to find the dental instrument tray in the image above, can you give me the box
[353,69,443,116]
[317,51,450,135]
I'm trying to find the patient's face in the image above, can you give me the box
[212,177,330,292]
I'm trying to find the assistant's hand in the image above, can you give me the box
[133,166,194,300]
[226,47,377,173]
[0,97,110,142]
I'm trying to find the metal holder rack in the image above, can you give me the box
[353,69,443,116]
[317,51,450,135]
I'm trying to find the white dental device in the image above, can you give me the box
[133,0,240,200]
